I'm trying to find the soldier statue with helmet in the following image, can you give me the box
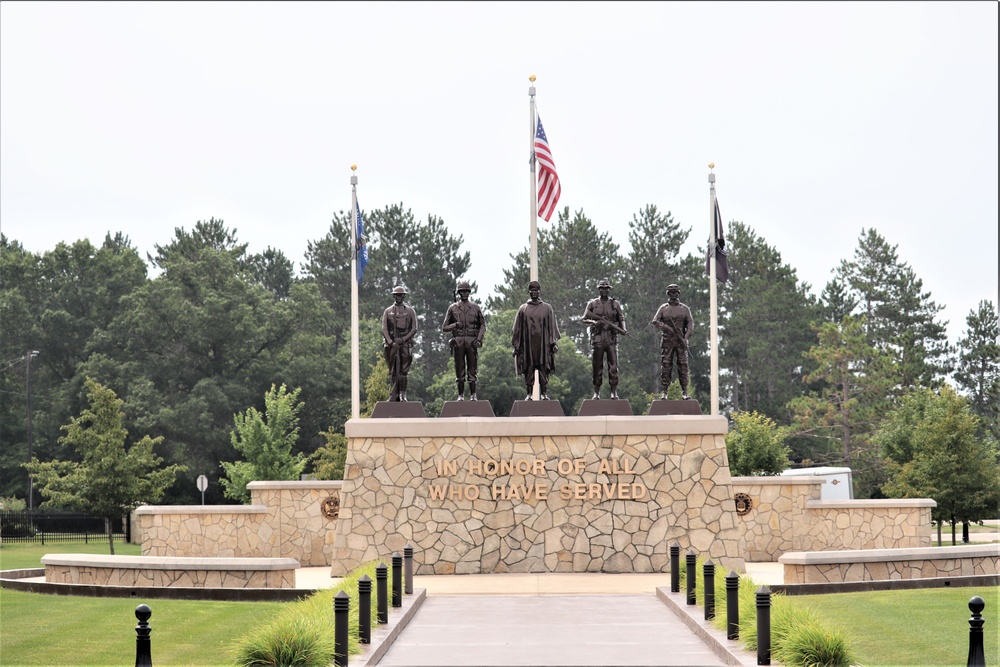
[381,285,418,402]
[441,279,487,401]
[650,283,694,400]
[581,278,628,399]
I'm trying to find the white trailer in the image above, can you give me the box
[779,466,854,500]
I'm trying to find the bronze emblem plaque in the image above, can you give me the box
[321,495,340,520]
[734,492,752,516]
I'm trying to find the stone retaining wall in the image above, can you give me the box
[779,545,1000,584]
[731,477,934,561]
[135,481,341,566]
[331,416,746,576]
[41,554,299,588]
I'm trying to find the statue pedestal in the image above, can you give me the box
[578,399,633,416]
[647,399,701,416]
[439,400,495,418]
[370,401,427,418]
[509,400,565,417]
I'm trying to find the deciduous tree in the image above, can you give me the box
[221,384,306,503]
[725,411,790,476]
[877,386,1000,544]
[24,379,184,554]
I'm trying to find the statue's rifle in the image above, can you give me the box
[650,318,688,351]
[578,317,633,339]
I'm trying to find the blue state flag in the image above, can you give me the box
[355,200,369,284]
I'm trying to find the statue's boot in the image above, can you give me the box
[592,384,601,400]
[469,382,478,401]
[456,380,465,401]
[400,378,408,402]
[610,385,619,400]
[681,382,690,400]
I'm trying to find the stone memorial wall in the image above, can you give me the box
[330,416,746,575]
[136,481,341,566]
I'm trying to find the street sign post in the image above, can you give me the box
[196,474,208,505]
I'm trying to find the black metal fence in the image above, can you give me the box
[0,510,126,544]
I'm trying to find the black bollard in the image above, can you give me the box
[333,591,349,667]
[404,545,414,594]
[704,561,716,621]
[726,570,740,640]
[391,553,403,608]
[134,604,152,667]
[967,596,986,667]
[358,575,372,644]
[376,562,388,624]
[756,586,772,666]
[686,550,697,605]
[670,543,680,593]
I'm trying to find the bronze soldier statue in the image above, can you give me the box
[442,280,486,401]
[381,285,418,402]
[581,278,627,399]
[511,280,560,400]
[651,283,693,400]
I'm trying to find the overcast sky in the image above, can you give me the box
[2,2,997,345]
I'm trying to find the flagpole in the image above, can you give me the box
[528,74,538,282]
[350,165,360,420]
[528,75,540,400]
[708,163,719,417]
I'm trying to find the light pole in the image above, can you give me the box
[26,350,39,510]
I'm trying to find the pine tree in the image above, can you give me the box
[720,222,820,419]
[833,228,949,389]
[954,300,1000,445]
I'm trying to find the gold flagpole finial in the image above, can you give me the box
[351,164,357,172]
[529,74,536,82]
[708,162,715,170]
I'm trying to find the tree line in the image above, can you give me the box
[2,203,997,511]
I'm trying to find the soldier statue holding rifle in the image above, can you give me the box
[581,278,628,400]
[381,285,418,402]
[650,283,693,400]
[442,280,486,401]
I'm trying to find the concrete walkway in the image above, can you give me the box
[293,569,767,666]
[295,563,784,591]
[375,594,728,666]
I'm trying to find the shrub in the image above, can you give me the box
[234,615,337,667]
[774,620,855,667]
[230,560,392,667]
[681,555,856,666]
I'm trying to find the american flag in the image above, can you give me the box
[534,115,561,222]
[355,199,368,284]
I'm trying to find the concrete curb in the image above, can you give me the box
[358,588,426,666]
[656,587,758,667]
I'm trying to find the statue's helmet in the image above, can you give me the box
[598,278,612,289]
[528,280,541,291]
[456,280,472,292]
[667,283,680,294]
[391,285,408,295]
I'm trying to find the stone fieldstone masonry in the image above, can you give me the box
[136,481,341,566]
[330,416,747,576]
[779,545,1000,584]
[730,477,934,561]
[41,554,298,588]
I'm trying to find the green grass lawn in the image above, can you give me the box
[799,586,1000,667]
[2,541,283,666]
[0,588,285,666]
[0,541,142,571]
